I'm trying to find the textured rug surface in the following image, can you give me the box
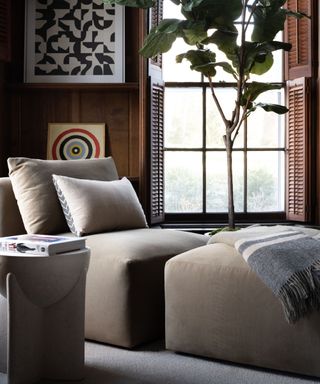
[1,340,319,384]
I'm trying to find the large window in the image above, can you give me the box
[163,2,285,219]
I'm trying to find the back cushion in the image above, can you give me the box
[0,177,25,236]
[8,157,119,234]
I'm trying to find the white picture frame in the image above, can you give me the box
[24,0,125,83]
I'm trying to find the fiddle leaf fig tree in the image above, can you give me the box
[103,0,307,228]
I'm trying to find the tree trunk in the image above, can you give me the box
[225,134,235,229]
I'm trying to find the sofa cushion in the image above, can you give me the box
[53,175,147,236]
[7,157,119,234]
[0,178,25,237]
[59,228,208,348]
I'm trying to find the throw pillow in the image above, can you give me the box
[8,157,119,234]
[52,175,148,236]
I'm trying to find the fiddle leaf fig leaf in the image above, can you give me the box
[139,19,182,58]
[181,0,242,30]
[243,40,291,76]
[180,21,208,45]
[176,49,217,76]
[255,102,289,114]
[102,0,154,8]
[205,29,239,69]
[194,62,238,78]
[250,51,274,75]
[251,5,287,42]
[241,82,282,106]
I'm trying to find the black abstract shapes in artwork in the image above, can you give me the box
[106,9,115,16]
[93,1,104,9]
[35,64,68,76]
[35,41,42,54]
[46,32,69,54]
[93,66,103,75]
[50,0,69,10]
[71,66,81,75]
[83,31,105,53]
[81,61,93,75]
[93,12,112,30]
[95,53,114,65]
[33,0,117,77]
[35,9,56,41]
[103,64,113,75]
[36,53,56,65]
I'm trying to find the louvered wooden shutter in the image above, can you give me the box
[149,80,164,224]
[284,0,313,222]
[148,0,164,224]
[0,0,10,62]
[150,0,163,68]
[286,78,311,222]
[285,0,312,80]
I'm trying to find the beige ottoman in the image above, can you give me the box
[83,228,208,348]
[165,243,320,378]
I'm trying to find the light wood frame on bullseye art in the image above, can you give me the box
[47,123,106,160]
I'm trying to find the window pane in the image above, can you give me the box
[206,151,244,212]
[165,88,203,148]
[163,39,202,82]
[206,88,244,148]
[247,90,285,148]
[163,0,201,81]
[247,151,285,212]
[165,152,203,212]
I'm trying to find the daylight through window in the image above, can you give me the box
[163,1,285,217]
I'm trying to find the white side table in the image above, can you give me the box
[0,248,90,384]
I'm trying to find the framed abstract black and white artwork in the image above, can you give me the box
[24,0,124,83]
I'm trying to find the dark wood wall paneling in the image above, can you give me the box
[8,84,140,177]
[1,2,141,180]
[0,62,9,176]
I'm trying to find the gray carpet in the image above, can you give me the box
[1,340,319,384]
[82,340,320,384]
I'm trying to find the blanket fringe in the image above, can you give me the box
[278,260,320,323]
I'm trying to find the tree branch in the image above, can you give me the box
[244,0,258,33]
[231,0,248,133]
[208,76,229,127]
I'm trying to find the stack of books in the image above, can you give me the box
[0,234,86,256]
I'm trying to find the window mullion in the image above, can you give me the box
[203,84,206,214]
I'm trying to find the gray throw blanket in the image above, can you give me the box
[235,230,320,323]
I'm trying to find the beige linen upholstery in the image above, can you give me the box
[0,178,25,236]
[79,228,208,348]
[0,175,208,348]
[165,243,320,377]
[8,157,119,234]
[53,175,147,236]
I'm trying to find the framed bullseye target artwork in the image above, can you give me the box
[47,123,106,160]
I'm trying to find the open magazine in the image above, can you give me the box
[0,234,86,256]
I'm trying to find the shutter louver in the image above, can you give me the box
[147,0,164,225]
[150,0,163,68]
[149,80,164,224]
[0,0,10,62]
[286,77,311,222]
[285,0,311,79]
